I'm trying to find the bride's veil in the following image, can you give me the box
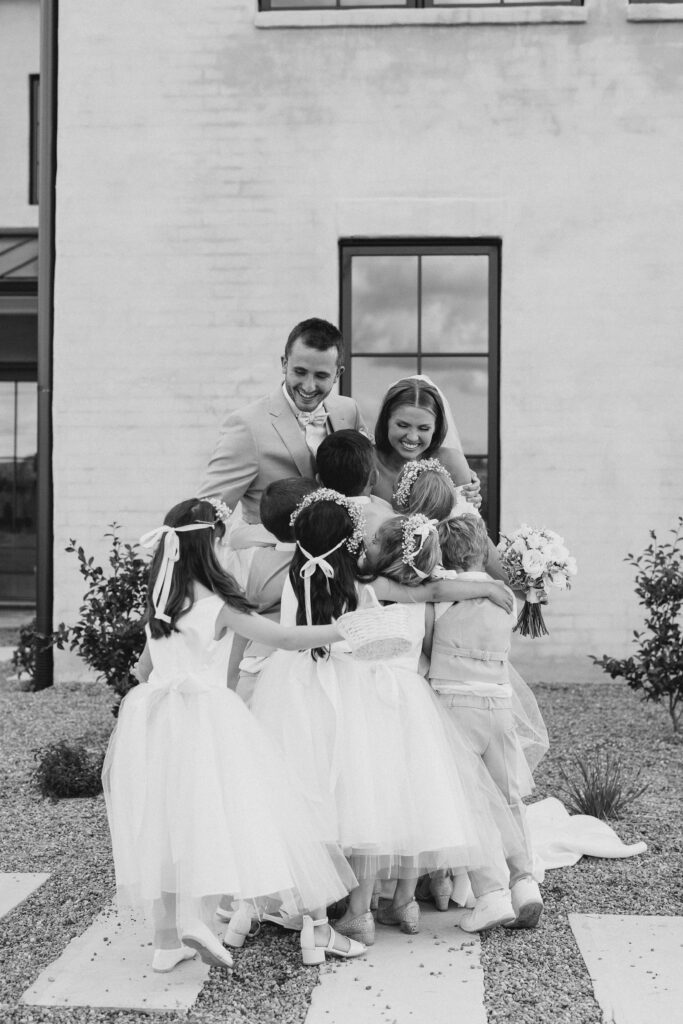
[388,373,463,453]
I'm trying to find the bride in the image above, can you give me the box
[371,376,481,509]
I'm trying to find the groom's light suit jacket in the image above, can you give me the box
[197,386,367,523]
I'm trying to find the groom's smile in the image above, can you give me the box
[282,338,342,413]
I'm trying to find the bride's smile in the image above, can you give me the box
[386,405,437,461]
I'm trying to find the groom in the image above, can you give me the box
[197,317,368,518]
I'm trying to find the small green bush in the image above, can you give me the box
[11,618,52,688]
[558,749,648,820]
[53,524,149,709]
[591,518,683,734]
[33,739,105,801]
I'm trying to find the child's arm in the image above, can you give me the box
[372,575,514,614]
[217,604,341,650]
[133,642,153,684]
[422,602,435,661]
[230,523,277,551]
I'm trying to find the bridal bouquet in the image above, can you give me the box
[497,525,577,638]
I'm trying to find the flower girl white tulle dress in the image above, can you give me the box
[102,595,356,928]
[250,583,523,881]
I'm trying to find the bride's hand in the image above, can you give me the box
[485,581,515,614]
[459,470,482,509]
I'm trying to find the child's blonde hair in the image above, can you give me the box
[438,514,489,572]
[392,458,456,520]
[370,515,440,585]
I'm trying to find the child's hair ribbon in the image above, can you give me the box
[297,538,346,625]
[140,522,214,622]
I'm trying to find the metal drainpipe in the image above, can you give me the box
[34,0,57,688]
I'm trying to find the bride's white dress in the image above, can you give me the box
[102,595,355,923]
[250,583,524,879]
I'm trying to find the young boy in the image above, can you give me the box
[232,476,317,703]
[429,513,545,931]
[315,429,394,552]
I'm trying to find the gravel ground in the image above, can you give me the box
[0,665,681,1024]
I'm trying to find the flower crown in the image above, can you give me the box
[393,458,455,511]
[205,497,232,525]
[401,513,438,575]
[290,487,366,554]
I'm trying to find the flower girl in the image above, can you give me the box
[250,491,524,944]
[102,498,366,973]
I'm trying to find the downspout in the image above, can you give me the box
[34,0,57,688]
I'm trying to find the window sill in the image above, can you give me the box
[627,3,683,20]
[255,5,587,29]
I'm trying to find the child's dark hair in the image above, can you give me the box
[260,477,318,543]
[438,514,489,572]
[397,468,455,520]
[374,379,447,459]
[316,430,375,497]
[290,500,359,659]
[368,515,440,585]
[146,498,253,638]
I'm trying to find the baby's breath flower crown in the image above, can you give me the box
[393,458,455,511]
[289,488,366,554]
[206,497,232,526]
[401,513,438,571]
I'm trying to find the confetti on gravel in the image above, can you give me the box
[1,663,681,1024]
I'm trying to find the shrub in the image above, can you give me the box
[33,739,105,800]
[591,518,683,735]
[11,618,53,688]
[53,524,149,708]
[558,748,649,820]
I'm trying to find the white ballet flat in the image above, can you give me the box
[180,921,234,969]
[151,946,197,973]
[223,903,259,948]
[300,915,366,966]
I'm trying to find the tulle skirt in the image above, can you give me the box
[102,674,356,929]
[251,649,525,880]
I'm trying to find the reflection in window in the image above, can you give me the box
[0,382,37,603]
[340,240,499,531]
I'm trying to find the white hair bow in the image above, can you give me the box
[298,539,346,625]
[140,522,213,623]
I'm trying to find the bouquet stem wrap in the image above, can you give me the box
[515,588,549,639]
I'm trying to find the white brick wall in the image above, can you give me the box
[52,0,683,681]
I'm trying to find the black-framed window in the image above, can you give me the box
[0,232,38,605]
[339,238,500,534]
[29,74,40,206]
[261,0,581,11]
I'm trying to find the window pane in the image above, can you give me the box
[351,256,418,354]
[349,355,418,432]
[268,0,338,7]
[341,0,409,5]
[421,356,488,454]
[0,381,37,603]
[421,254,489,354]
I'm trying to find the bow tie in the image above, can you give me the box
[297,410,328,428]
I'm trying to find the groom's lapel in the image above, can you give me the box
[267,388,314,477]
[325,394,354,432]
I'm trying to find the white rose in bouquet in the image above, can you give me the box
[551,571,568,590]
[522,548,546,579]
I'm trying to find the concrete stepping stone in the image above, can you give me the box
[0,873,50,919]
[306,905,485,1024]
[21,904,211,1012]
[570,913,683,1024]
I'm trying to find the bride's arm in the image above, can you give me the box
[437,447,482,508]
[371,575,514,613]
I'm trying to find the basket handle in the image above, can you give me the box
[358,584,381,610]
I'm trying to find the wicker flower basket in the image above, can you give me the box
[336,601,412,661]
